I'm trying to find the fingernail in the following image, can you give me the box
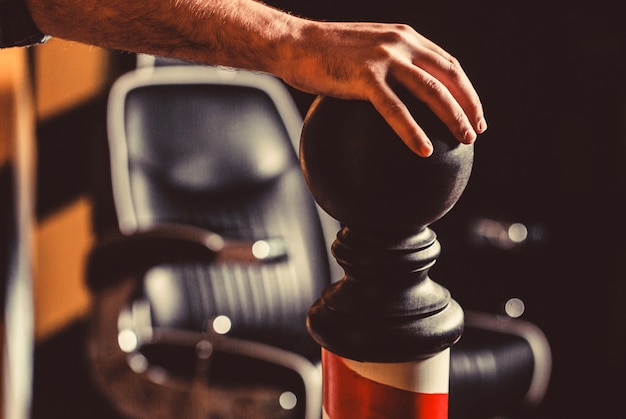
[463,129,477,144]
[422,139,433,157]
[477,117,487,133]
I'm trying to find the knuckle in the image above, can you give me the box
[379,23,413,46]
[392,23,413,34]
[443,55,463,80]
[373,93,407,119]
[422,77,445,99]
[385,101,407,117]
[452,109,466,125]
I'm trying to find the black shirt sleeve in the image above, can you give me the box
[0,0,48,48]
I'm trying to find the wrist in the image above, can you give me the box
[270,17,323,89]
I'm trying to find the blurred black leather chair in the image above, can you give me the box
[85,61,551,419]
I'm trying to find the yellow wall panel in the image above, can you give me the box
[34,197,93,339]
[32,38,113,339]
[34,38,109,121]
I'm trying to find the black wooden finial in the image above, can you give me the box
[300,90,473,362]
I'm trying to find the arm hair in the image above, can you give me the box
[26,0,307,75]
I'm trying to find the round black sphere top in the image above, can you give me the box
[300,90,474,232]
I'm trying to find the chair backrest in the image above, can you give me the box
[106,64,341,351]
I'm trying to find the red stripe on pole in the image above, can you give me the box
[323,350,448,419]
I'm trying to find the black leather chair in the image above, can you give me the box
[85,61,551,418]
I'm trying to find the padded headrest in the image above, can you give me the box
[124,83,294,194]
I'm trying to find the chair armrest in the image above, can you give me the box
[450,310,552,418]
[86,222,287,292]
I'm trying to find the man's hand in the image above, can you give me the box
[27,0,485,156]
[277,21,487,157]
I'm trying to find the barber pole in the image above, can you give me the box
[322,349,450,419]
[300,94,472,418]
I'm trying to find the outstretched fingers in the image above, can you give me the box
[284,20,487,157]
[369,83,434,157]
[367,27,486,157]
[394,63,478,145]
[407,42,487,136]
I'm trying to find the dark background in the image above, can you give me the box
[270,2,626,416]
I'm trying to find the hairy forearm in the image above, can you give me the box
[26,0,303,74]
[26,0,486,156]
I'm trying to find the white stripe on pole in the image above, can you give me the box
[341,349,450,394]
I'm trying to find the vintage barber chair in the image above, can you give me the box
[85,61,551,418]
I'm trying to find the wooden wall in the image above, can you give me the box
[31,38,113,340]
